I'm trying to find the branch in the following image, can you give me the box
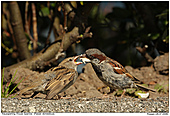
[136,46,154,63]
[32,3,38,54]
[9,1,31,60]
[72,3,97,33]
[4,26,92,82]
[3,7,17,52]
[24,1,34,42]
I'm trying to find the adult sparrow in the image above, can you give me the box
[80,48,156,96]
[18,56,82,99]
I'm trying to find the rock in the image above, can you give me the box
[64,85,78,96]
[82,63,106,89]
[139,67,157,79]
[83,90,103,97]
[154,53,169,74]
[74,81,96,92]
[125,66,144,80]
[58,71,104,98]
[101,87,110,94]
[3,68,41,90]
[125,66,134,73]
[33,93,46,99]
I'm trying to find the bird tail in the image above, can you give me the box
[136,84,157,92]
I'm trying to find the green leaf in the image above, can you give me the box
[39,7,50,17]
[134,90,143,96]
[163,84,168,93]
[7,76,25,98]
[126,88,136,94]
[162,28,169,43]
[51,3,56,7]
[152,33,160,40]
[142,84,148,87]
[154,84,163,92]
[116,89,123,96]
[135,91,149,98]
[156,9,169,19]
[1,43,13,53]
[1,68,25,98]
[4,69,18,97]
[165,20,168,25]
[148,33,160,40]
[89,5,98,19]
[1,68,4,97]
[163,36,169,43]
[28,41,33,50]
[80,1,83,5]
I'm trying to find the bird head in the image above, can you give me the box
[59,56,83,70]
[79,48,106,65]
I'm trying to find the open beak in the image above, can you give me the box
[74,56,83,65]
[79,54,91,64]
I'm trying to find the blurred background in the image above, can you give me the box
[2,1,169,69]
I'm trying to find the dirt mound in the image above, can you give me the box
[5,53,169,99]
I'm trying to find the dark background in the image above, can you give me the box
[2,1,169,68]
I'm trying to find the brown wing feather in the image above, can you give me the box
[107,57,127,73]
[45,67,77,99]
[106,57,141,82]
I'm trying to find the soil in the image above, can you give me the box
[4,53,169,99]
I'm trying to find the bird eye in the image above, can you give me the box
[69,59,73,61]
[90,55,95,59]
[93,58,100,64]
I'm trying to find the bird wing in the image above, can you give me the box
[106,57,141,82]
[106,57,127,74]
[45,66,78,99]
[136,84,156,92]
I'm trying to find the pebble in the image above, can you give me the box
[1,97,169,113]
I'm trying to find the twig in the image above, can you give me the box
[45,52,66,66]
[47,1,50,8]
[56,2,68,58]
[63,4,67,32]
[25,1,29,33]
[32,3,38,54]
[25,1,34,42]
[45,20,54,46]
[45,3,56,46]
[136,46,154,63]
[76,26,92,41]
[4,26,92,83]
[9,1,31,60]
[2,8,17,50]
[1,43,13,54]
[64,3,75,21]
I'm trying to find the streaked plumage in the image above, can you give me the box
[18,56,82,99]
[45,66,78,99]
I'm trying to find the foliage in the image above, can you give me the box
[1,1,95,67]
[1,68,24,98]
[154,83,168,93]
[2,2,169,68]
[86,2,169,67]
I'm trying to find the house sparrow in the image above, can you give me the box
[18,56,82,99]
[80,48,156,96]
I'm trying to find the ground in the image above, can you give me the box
[5,53,169,99]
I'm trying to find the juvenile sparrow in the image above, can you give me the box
[18,56,82,99]
[80,48,156,96]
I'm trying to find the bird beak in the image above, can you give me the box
[74,56,83,65]
[79,54,91,64]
